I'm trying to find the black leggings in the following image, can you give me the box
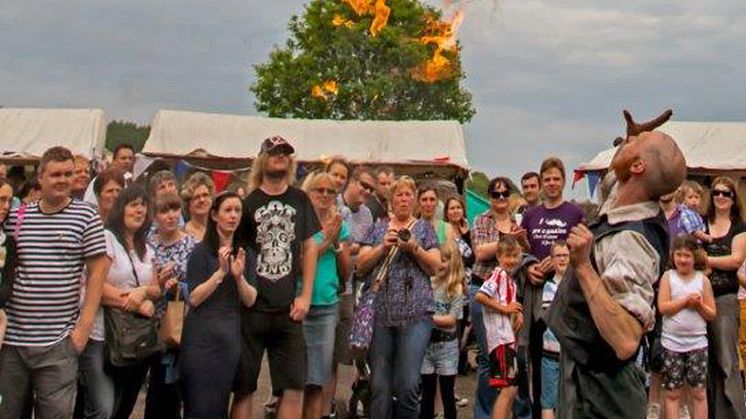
[419,374,456,419]
[109,360,150,419]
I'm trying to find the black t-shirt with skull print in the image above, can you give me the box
[239,186,321,313]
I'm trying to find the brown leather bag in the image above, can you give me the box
[159,284,185,348]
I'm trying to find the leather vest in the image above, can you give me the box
[545,211,669,370]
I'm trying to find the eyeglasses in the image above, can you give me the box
[490,190,511,200]
[314,187,337,196]
[360,181,375,194]
[712,189,734,198]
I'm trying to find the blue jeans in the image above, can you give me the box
[76,340,115,419]
[469,284,498,419]
[369,317,432,419]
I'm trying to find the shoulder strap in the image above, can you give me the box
[124,250,141,287]
[13,203,27,242]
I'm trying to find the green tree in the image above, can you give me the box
[251,0,475,123]
[105,120,150,152]
[465,170,489,198]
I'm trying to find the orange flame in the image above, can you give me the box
[369,0,390,37]
[342,0,372,15]
[411,10,465,83]
[311,80,339,100]
[332,14,354,28]
[340,0,390,36]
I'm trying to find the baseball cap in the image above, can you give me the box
[260,136,295,155]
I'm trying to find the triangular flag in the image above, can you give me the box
[572,170,585,189]
[211,171,231,193]
[174,160,190,183]
[587,172,601,198]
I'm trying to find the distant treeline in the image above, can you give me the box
[105,120,150,152]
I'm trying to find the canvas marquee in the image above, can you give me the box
[0,108,107,164]
[142,109,470,179]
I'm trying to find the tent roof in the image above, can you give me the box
[577,121,746,175]
[142,110,469,171]
[0,108,107,162]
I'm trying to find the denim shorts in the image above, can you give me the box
[421,339,459,376]
[540,356,560,409]
[303,304,339,387]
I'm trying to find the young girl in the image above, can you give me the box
[658,235,716,419]
[475,235,524,419]
[420,240,466,419]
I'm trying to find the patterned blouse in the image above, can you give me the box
[362,218,438,327]
[150,233,197,318]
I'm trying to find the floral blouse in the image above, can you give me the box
[150,233,197,318]
[362,218,438,327]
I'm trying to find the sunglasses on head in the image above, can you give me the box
[712,189,734,198]
[360,181,375,193]
[314,187,336,196]
[490,190,510,200]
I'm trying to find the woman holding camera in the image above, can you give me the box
[357,176,441,418]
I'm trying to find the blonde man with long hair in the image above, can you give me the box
[232,136,320,419]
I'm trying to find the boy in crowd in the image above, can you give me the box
[539,241,570,419]
[677,180,711,243]
[475,235,524,419]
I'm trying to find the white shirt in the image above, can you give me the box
[661,269,708,352]
[479,267,517,352]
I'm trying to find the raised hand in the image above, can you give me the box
[231,248,246,280]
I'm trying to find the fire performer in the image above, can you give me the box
[546,109,686,418]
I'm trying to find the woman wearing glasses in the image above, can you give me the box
[300,172,353,418]
[703,177,746,418]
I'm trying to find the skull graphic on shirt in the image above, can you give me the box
[254,200,297,281]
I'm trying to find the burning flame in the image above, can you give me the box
[332,14,354,28]
[369,0,391,37]
[340,0,390,37]
[342,0,372,15]
[311,80,339,100]
[411,9,465,83]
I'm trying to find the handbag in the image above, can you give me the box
[349,219,415,357]
[159,283,185,348]
[104,249,160,366]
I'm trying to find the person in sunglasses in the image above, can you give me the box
[702,176,746,418]
[470,176,528,418]
[231,136,321,419]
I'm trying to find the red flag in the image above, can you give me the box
[572,170,585,189]
[211,171,230,193]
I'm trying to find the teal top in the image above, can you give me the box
[311,222,350,306]
[436,220,448,244]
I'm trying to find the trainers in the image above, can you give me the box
[646,403,660,419]
[455,394,469,408]
[680,405,691,419]
[329,399,337,419]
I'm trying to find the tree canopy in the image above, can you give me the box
[105,120,149,152]
[252,0,476,123]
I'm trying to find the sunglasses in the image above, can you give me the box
[267,148,290,157]
[490,190,511,200]
[712,189,734,198]
[360,181,375,194]
[314,187,337,196]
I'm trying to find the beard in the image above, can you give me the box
[264,169,286,180]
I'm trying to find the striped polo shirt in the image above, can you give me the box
[3,199,106,347]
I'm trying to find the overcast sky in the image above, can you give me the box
[2,0,745,199]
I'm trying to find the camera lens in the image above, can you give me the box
[398,228,411,242]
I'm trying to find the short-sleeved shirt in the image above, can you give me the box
[104,230,156,290]
[338,199,374,295]
[362,219,438,327]
[541,274,562,354]
[432,280,464,334]
[471,210,503,281]
[479,267,517,352]
[151,233,197,318]
[311,222,350,306]
[3,200,106,346]
[666,206,684,242]
[678,205,706,235]
[238,187,321,313]
[521,202,586,260]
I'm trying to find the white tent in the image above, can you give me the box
[0,108,107,163]
[577,121,746,177]
[142,109,469,178]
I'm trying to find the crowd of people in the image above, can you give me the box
[1,115,746,419]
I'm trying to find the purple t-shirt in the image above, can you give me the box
[666,206,684,242]
[521,202,585,260]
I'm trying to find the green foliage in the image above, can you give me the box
[105,120,150,152]
[251,0,475,123]
[465,170,489,198]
